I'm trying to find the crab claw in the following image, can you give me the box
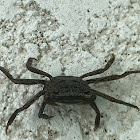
[29,57,38,61]
[6,125,9,135]
[6,121,12,135]
[94,126,98,131]
[26,57,38,67]
[27,58,38,64]
[136,106,139,112]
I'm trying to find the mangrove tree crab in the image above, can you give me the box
[0,54,139,134]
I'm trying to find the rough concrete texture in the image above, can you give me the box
[0,0,140,139]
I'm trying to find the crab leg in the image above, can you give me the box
[86,71,140,84]
[38,99,54,119]
[0,66,46,85]
[92,89,139,111]
[80,54,115,79]
[6,90,45,134]
[90,102,100,131]
[26,58,53,80]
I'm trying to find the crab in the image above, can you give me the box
[0,54,139,134]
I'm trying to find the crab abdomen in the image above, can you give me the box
[51,95,92,104]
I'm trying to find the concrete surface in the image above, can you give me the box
[0,0,140,140]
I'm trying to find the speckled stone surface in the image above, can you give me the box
[0,0,140,140]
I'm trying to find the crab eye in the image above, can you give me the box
[84,91,91,95]
[53,91,59,94]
